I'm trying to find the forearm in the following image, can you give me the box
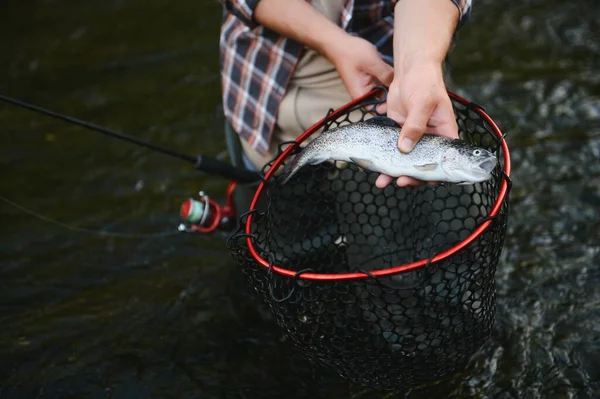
[254,0,347,59]
[393,0,460,74]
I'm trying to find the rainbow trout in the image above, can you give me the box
[279,116,498,185]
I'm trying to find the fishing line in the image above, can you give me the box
[1,194,181,238]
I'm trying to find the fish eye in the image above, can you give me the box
[473,149,482,156]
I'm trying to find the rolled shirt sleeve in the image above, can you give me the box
[219,1,472,31]
[451,0,472,28]
[218,0,261,28]
[388,0,472,29]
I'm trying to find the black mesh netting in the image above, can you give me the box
[227,88,511,391]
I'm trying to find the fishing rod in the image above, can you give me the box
[0,94,261,184]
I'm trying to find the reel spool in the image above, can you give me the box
[179,182,237,234]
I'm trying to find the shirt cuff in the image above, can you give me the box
[221,0,261,28]
[451,0,472,29]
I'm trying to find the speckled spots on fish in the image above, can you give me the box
[279,117,497,186]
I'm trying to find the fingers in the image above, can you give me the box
[375,174,393,188]
[376,102,388,115]
[376,174,429,188]
[424,96,460,140]
[396,176,427,187]
[386,106,406,126]
[368,58,394,88]
[397,95,436,153]
[349,59,394,100]
[336,38,395,102]
[340,66,369,100]
[428,121,459,140]
[368,59,393,116]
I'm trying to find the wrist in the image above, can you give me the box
[254,0,351,63]
[393,0,458,75]
[394,58,443,80]
[314,30,354,65]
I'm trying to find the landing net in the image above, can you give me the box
[227,87,511,390]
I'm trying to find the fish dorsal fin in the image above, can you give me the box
[413,163,439,171]
[350,157,374,170]
[364,116,401,128]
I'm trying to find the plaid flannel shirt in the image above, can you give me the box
[219,0,472,156]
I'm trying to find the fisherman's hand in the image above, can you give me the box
[376,61,459,188]
[254,0,393,99]
[325,36,394,100]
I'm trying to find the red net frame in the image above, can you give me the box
[243,87,511,281]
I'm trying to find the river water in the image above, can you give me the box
[1,0,599,398]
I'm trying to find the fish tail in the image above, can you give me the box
[279,152,305,185]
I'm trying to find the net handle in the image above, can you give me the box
[244,87,512,281]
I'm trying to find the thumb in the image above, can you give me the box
[398,100,436,153]
[367,59,394,87]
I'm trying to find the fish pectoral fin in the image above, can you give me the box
[413,163,439,171]
[349,157,374,171]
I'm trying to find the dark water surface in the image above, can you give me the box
[1,0,599,398]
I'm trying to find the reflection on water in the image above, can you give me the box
[1,0,599,397]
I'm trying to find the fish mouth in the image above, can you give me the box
[478,157,497,174]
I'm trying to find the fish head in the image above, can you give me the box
[440,142,498,183]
